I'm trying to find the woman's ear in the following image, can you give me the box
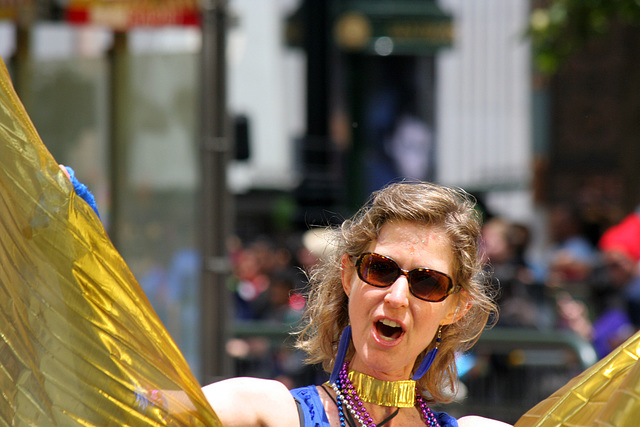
[341,254,355,298]
[441,291,472,325]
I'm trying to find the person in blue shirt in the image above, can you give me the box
[203,181,510,426]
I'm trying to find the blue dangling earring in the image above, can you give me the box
[412,326,442,381]
[329,325,351,385]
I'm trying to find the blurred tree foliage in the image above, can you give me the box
[529,0,640,74]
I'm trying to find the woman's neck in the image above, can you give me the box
[348,355,413,382]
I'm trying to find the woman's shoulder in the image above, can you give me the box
[203,377,300,427]
[203,376,294,398]
[457,415,512,426]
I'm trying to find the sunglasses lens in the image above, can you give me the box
[409,270,451,302]
[356,253,455,302]
[358,253,399,287]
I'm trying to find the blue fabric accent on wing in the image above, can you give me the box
[65,166,100,218]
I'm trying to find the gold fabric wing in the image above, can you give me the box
[0,60,220,425]
[514,309,640,425]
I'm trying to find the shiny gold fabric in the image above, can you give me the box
[0,60,220,425]
[515,328,640,426]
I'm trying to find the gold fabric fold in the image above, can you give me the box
[0,59,220,425]
[515,329,640,427]
[348,370,416,408]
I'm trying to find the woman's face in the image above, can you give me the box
[342,220,463,381]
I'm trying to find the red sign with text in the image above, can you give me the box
[65,0,200,30]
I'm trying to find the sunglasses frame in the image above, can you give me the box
[352,252,460,302]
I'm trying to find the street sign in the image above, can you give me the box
[65,0,200,30]
[333,0,453,55]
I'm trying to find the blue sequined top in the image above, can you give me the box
[291,385,458,427]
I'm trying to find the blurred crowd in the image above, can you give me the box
[223,200,640,390]
[482,203,640,360]
[225,228,331,388]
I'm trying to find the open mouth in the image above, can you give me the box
[375,318,404,341]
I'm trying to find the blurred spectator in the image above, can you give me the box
[230,242,270,320]
[252,268,305,324]
[556,209,640,358]
[299,227,333,270]
[250,236,294,278]
[482,217,544,329]
[231,235,309,320]
[592,210,640,356]
[226,233,317,387]
[544,204,599,287]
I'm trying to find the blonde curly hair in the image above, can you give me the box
[295,181,497,403]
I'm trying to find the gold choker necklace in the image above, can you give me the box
[347,370,416,407]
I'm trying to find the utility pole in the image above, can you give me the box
[199,0,232,385]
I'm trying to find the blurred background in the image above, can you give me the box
[3,0,640,423]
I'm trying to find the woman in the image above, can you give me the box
[203,181,509,426]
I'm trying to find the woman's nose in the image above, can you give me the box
[384,274,411,307]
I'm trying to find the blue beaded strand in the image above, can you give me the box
[334,376,348,427]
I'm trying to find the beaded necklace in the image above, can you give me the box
[331,362,440,427]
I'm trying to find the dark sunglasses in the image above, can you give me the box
[353,252,459,302]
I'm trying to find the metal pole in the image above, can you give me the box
[199,0,232,384]
[108,32,130,249]
[11,25,32,106]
